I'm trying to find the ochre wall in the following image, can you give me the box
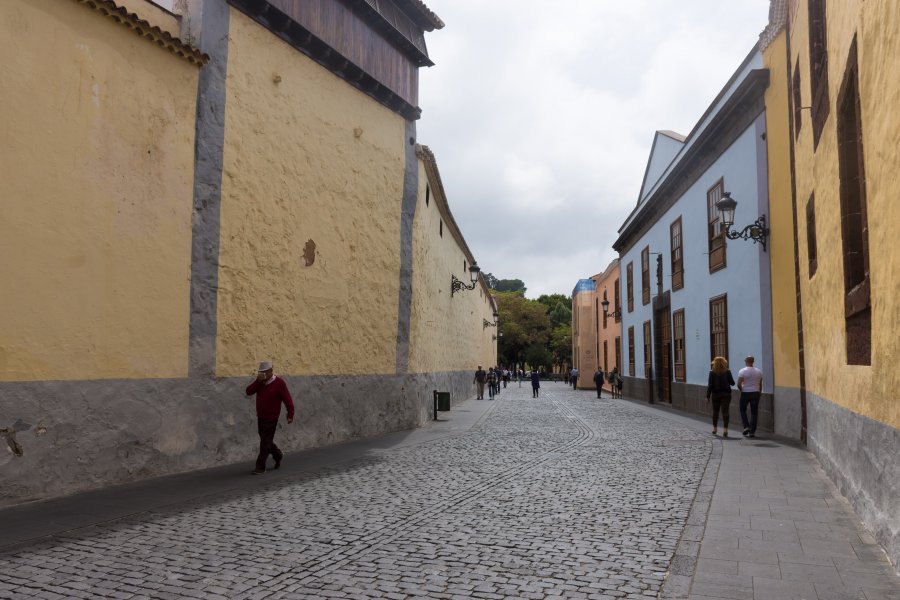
[215,10,406,377]
[791,0,900,428]
[409,161,496,373]
[763,31,802,391]
[572,288,597,388]
[0,0,198,381]
[594,263,621,378]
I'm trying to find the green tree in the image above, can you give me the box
[548,302,572,329]
[495,291,551,369]
[536,293,570,311]
[524,343,553,371]
[494,278,526,293]
[549,324,573,370]
[482,272,499,290]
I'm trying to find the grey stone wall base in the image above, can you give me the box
[0,371,475,505]
[807,392,900,573]
[773,385,802,439]
[659,436,722,599]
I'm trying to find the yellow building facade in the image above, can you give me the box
[592,260,622,394]
[761,6,805,440]
[783,0,900,567]
[0,0,493,504]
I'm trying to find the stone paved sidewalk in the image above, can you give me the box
[0,383,896,600]
[622,400,900,600]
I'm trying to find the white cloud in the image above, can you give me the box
[418,0,771,297]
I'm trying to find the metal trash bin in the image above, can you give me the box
[436,392,451,411]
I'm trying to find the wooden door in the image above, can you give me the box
[660,308,672,403]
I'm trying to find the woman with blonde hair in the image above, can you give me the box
[706,356,735,437]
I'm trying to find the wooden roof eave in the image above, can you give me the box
[612,68,770,255]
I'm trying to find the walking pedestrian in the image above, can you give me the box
[738,356,764,438]
[474,365,486,399]
[615,371,624,398]
[570,366,579,389]
[502,368,509,388]
[608,367,620,399]
[705,356,735,437]
[593,367,605,398]
[245,360,294,475]
[530,369,541,398]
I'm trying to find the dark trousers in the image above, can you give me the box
[256,418,283,471]
[596,383,603,398]
[532,385,539,397]
[710,393,731,428]
[740,392,761,433]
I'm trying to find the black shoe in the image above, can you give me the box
[742,428,750,437]
[273,458,282,470]
[749,433,756,438]
[252,468,266,475]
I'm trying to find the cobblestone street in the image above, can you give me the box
[0,384,710,599]
[2,384,897,600]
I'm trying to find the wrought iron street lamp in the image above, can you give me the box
[483,311,499,329]
[601,297,621,320]
[715,192,770,251]
[451,261,481,297]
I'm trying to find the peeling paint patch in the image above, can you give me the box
[303,239,316,267]
[0,429,24,457]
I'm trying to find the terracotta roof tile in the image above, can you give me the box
[74,0,209,65]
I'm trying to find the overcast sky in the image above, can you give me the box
[417,0,772,298]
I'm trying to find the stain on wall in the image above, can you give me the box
[303,239,317,267]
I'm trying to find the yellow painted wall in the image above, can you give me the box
[762,31,802,390]
[215,10,407,377]
[0,0,198,381]
[791,0,900,427]
[409,161,496,372]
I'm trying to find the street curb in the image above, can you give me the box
[658,434,723,600]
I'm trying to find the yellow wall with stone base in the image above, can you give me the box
[791,0,900,428]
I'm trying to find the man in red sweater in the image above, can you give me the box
[245,360,295,474]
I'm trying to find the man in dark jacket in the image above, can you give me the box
[593,368,605,398]
[530,369,541,398]
[474,365,487,399]
[245,360,294,474]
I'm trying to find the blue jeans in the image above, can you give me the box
[739,392,761,434]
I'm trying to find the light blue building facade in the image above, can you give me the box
[613,49,776,429]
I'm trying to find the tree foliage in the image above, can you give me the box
[494,285,572,372]
[524,343,553,371]
[494,279,526,293]
[484,272,526,294]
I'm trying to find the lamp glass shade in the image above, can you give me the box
[716,193,737,227]
[600,298,610,314]
[468,262,480,283]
